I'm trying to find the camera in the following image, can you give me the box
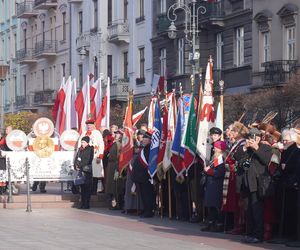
[242,159,251,170]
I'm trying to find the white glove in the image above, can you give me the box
[113,170,119,180]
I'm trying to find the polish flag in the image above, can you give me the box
[52,77,66,134]
[91,78,102,119]
[59,76,72,134]
[213,155,224,167]
[75,75,96,134]
[96,77,110,129]
[132,106,148,126]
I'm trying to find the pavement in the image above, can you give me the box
[0,207,292,250]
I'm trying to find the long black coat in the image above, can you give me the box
[131,144,150,184]
[74,145,94,183]
[204,162,225,208]
[234,143,272,193]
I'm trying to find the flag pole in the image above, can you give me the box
[219,80,224,140]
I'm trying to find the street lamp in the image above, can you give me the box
[167,0,206,76]
[0,60,10,134]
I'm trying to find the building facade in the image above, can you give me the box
[152,0,253,94]
[252,0,300,88]
[0,0,20,114]
[15,0,70,113]
[70,0,153,105]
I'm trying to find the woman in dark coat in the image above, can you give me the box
[74,136,94,209]
[202,141,226,232]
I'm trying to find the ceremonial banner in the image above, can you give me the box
[2,151,75,181]
[196,57,215,163]
[215,101,224,133]
[148,101,162,178]
[171,104,185,176]
[148,97,157,132]
[183,92,197,171]
[157,100,168,169]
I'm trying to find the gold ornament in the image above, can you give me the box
[32,136,55,158]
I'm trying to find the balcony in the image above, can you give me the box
[199,0,225,27]
[33,0,57,10]
[68,0,82,3]
[261,60,298,86]
[17,1,38,19]
[34,40,57,58]
[15,95,28,107]
[107,20,129,45]
[33,90,56,106]
[104,78,129,101]
[16,48,37,64]
[76,32,91,51]
[157,14,171,34]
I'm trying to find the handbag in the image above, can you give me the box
[74,171,86,186]
[82,164,92,173]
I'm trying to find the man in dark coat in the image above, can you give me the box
[234,128,272,243]
[74,136,94,209]
[131,132,155,218]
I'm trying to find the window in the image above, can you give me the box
[62,12,66,41]
[78,12,83,34]
[262,32,270,63]
[136,0,144,22]
[42,69,45,90]
[159,48,166,76]
[13,33,17,56]
[42,21,45,43]
[78,64,83,89]
[61,63,65,78]
[107,55,112,81]
[178,39,184,74]
[235,27,244,67]
[216,33,223,69]
[108,0,112,25]
[23,29,27,49]
[124,0,128,20]
[94,56,98,80]
[123,51,128,79]
[159,0,166,14]
[139,47,145,79]
[93,0,98,30]
[286,26,296,60]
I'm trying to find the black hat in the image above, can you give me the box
[81,136,90,143]
[143,131,152,139]
[102,129,110,138]
[248,128,262,137]
[137,129,146,136]
[209,127,222,135]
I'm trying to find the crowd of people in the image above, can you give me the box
[1,117,300,245]
[72,117,300,244]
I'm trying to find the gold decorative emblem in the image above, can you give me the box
[32,136,55,158]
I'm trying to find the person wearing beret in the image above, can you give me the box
[201,141,227,232]
[209,127,223,161]
[81,119,105,195]
[74,136,94,209]
[234,128,272,243]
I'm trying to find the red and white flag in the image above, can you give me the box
[132,106,148,126]
[148,97,157,132]
[59,76,72,134]
[163,92,177,171]
[119,96,133,173]
[196,56,216,163]
[91,78,102,119]
[213,155,224,167]
[52,77,66,134]
[96,77,110,129]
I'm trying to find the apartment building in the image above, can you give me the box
[252,0,300,88]
[15,0,70,113]
[70,0,153,106]
[0,0,20,113]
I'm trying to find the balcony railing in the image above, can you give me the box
[34,0,57,10]
[17,1,38,18]
[16,48,37,64]
[103,78,129,101]
[157,14,171,34]
[199,0,225,26]
[76,32,91,50]
[68,0,82,3]
[107,20,129,44]
[261,60,298,85]
[33,90,56,105]
[15,95,28,107]
[34,40,57,57]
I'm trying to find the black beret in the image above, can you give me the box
[81,136,90,143]
[209,127,222,135]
